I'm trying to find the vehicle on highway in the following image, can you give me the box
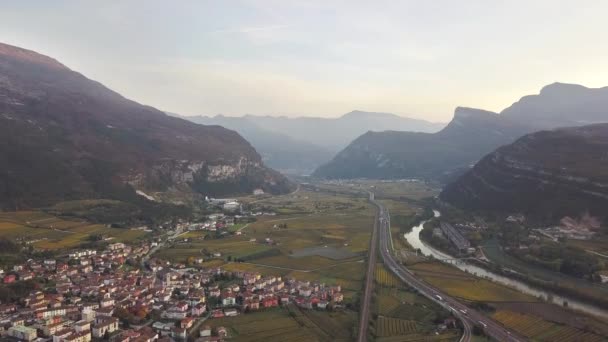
[460,309,468,315]
[435,294,443,301]
[478,321,487,328]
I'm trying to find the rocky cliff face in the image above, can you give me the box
[441,124,608,223]
[0,42,291,210]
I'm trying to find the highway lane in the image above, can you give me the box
[356,192,379,342]
[371,196,525,342]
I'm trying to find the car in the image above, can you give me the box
[435,294,443,301]
[460,309,468,315]
[478,321,487,328]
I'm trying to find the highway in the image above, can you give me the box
[371,194,525,342]
[357,193,379,342]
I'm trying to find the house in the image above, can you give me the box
[40,322,66,336]
[92,318,119,338]
[221,294,236,306]
[299,287,312,297]
[53,329,73,342]
[191,303,206,317]
[211,310,224,318]
[64,331,92,342]
[224,308,238,317]
[199,326,211,337]
[243,300,259,311]
[163,309,187,320]
[171,327,187,340]
[180,317,194,329]
[8,325,38,341]
[261,297,278,308]
[73,321,91,333]
[4,274,16,284]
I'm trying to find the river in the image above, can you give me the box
[403,210,608,320]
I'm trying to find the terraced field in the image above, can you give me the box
[493,310,604,342]
[377,317,418,336]
[375,263,401,287]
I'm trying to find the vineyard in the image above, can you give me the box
[377,316,418,336]
[375,264,401,287]
[493,310,604,342]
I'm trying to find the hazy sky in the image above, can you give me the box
[1,1,608,121]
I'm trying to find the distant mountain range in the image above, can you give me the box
[313,107,532,180]
[441,124,608,224]
[181,111,444,174]
[0,42,291,212]
[501,82,608,129]
[314,83,608,181]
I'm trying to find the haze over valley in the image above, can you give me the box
[2,2,608,342]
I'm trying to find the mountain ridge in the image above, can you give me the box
[182,110,444,174]
[440,123,608,224]
[0,42,292,211]
[313,106,532,180]
[314,83,608,181]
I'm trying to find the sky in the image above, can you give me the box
[1,1,608,122]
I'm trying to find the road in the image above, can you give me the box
[356,192,379,342]
[372,195,525,342]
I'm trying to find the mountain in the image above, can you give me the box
[313,107,532,180]
[182,111,444,174]
[315,83,608,181]
[246,111,445,149]
[501,82,608,129]
[441,124,608,224]
[0,42,292,211]
[181,114,334,175]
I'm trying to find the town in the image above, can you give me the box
[0,241,344,342]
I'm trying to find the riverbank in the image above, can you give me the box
[403,212,608,321]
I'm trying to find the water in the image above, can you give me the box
[403,210,608,320]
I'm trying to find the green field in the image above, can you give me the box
[0,211,148,250]
[409,261,537,302]
[493,310,605,342]
[372,263,459,341]
[204,306,356,342]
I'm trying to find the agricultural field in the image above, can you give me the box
[409,261,537,302]
[372,263,457,341]
[376,317,418,337]
[375,263,402,287]
[364,180,438,201]
[205,307,319,341]
[204,306,356,342]
[154,185,373,306]
[0,211,148,250]
[492,310,605,342]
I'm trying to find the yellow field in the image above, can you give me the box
[0,211,148,249]
[378,294,401,315]
[377,317,418,337]
[375,264,401,287]
[492,310,604,342]
[409,262,536,302]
